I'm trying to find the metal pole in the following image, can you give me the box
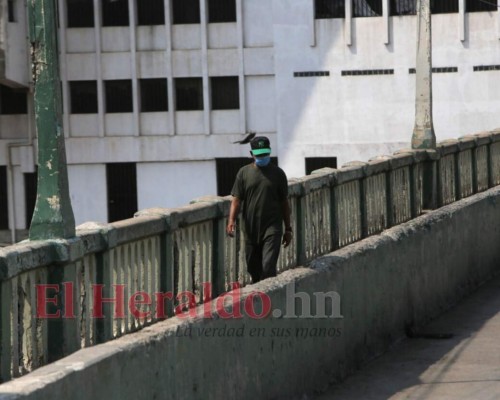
[28,0,75,240]
[411,0,436,149]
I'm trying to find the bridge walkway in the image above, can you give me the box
[315,275,500,400]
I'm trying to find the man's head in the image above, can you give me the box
[250,136,271,158]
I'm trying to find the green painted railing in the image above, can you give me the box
[0,129,499,382]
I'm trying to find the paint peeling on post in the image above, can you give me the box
[412,0,436,150]
[28,0,75,240]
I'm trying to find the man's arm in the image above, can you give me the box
[226,197,241,237]
[281,199,292,247]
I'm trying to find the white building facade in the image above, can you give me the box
[0,0,499,242]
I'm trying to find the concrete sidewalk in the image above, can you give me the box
[315,275,500,400]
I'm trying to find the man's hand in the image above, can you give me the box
[282,231,292,248]
[226,221,236,237]
[227,197,241,238]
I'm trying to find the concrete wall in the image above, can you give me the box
[1,186,499,399]
[136,160,217,210]
[274,3,500,176]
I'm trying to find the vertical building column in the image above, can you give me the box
[459,0,465,42]
[345,0,352,46]
[164,0,175,136]
[128,0,140,136]
[236,0,246,134]
[93,0,105,137]
[57,0,71,137]
[497,0,500,39]
[383,0,390,44]
[309,0,316,47]
[200,0,210,135]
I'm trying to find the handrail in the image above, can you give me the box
[0,129,499,382]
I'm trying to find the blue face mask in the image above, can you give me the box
[255,156,271,167]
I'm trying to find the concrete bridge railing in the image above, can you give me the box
[0,129,499,383]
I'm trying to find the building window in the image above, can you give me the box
[466,0,497,12]
[0,166,8,230]
[137,0,165,25]
[106,163,137,223]
[24,170,37,229]
[140,78,168,112]
[70,81,98,114]
[0,85,28,114]
[431,0,458,13]
[216,157,279,196]
[353,0,382,17]
[102,0,129,27]
[305,157,337,175]
[175,78,203,111]
[105,80,133,113]
[211,77,239,110]
[8,0,15,22]
[67,0,94,27]
[208,0,236,23]
[390,0,416,15]
[172,0,200,24]
[315,0,345,18]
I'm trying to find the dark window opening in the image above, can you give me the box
[211,76,239,110]
[70,81,98,114]
[175,78,203,111]
[466,0,497,12]
[431,0,458,13]
[137,0,165,25]
[106,163,137,223]
[140,78,168,112]
[172,0,200,24]
[67,0,94,27]
[341,68,394,75]
[315,0,345,18]
[208,0,236,23]
[0,85,28,114]
[390,0,416,15]
[473,64,500,71]
[102,0,129,27]
[305,157,337,175]
[105,80,133,113]
[216,157,279,196]
[389,0,460,15]
[0,166,8,229]
[8,0,15,22]
[24,170,37,230]
[353,0,382,17]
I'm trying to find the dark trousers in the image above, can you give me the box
[245,233,282,283]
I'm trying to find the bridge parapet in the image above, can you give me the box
[0,129,499,382]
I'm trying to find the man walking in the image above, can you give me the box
[226,136,292,283]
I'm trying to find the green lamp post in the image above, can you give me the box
[412,0,436,149]
[28,0,75,240]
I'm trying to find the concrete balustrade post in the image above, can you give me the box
[61,262,80,356]
[422,151,439,210]
[489,130,500,187]
[327,172,340,251]
[46,264,65,362]
[296,183,307,266]
[0,279,12,382]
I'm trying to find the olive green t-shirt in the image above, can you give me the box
[231,162,288,244]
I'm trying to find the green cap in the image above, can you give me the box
[250,136,271,156]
